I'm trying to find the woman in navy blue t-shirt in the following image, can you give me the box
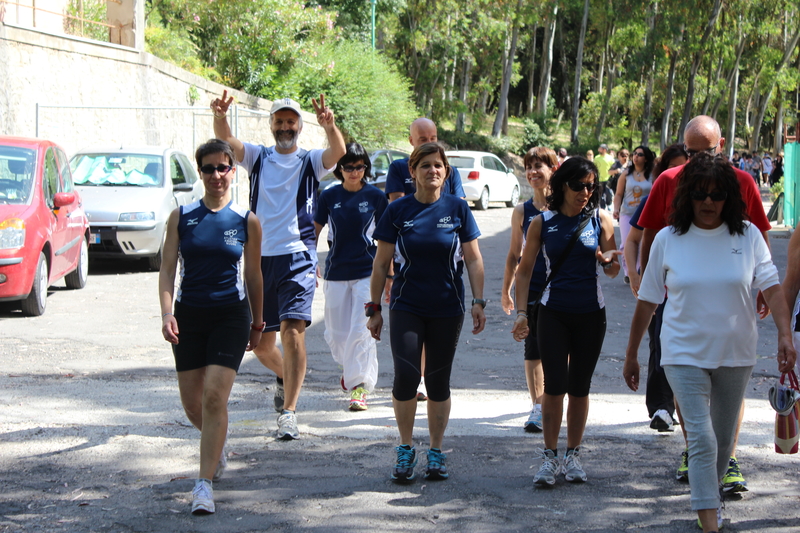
[367,142,486,484]
[314,143,388,411]
[159,139,263,515]
[511,157,620,487]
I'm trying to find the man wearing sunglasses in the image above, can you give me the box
[211,91,346,440]
[385,118,465,203]
[636,115,771,493]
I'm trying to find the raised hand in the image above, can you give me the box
[311,94,335,128]
[210,90,234,118]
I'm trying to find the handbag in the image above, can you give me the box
[770,370,800,454]
[529,212,593,324]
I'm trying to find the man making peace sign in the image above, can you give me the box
[212,92,346,440]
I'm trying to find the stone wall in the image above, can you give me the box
[0,21,328,205]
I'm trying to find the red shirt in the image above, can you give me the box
[638,164,771,233]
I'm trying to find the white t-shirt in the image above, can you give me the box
[638,221,779,369]
[762,157,773,175]
[240,142,332,256]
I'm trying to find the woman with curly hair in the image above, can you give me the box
[511,157,620,486]
[624,153,796,533]
[613,146,655,283]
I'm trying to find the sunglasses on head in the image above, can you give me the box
[341,164,367,173]
[200,164,233,175]
[567,181,597,192]
[690,190,727,202]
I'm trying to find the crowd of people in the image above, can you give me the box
[156,93,795,533]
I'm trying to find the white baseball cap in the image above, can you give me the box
[270,98,303,117]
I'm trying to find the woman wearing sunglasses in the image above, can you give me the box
[159,139,264,515]
[613,146,654,283]
[511,157,620,486]
[624,154,795,533]
[314,142,388,410]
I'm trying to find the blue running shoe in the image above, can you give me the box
[424,448,449,480]
[391,445,417,483]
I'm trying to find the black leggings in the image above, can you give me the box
[389,310,464,402]
[537,306,606,397]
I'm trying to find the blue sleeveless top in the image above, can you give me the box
[522,199,548,301]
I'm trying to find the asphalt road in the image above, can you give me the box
[1,200,799,533]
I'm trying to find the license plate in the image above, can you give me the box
[90,233,100,244]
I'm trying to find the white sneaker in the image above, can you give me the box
[523,406,543,433]
[533,449,561,486]
[276,411,299,440]
[191,479,214,515]
[563,447,587,483]
[212,448,227,483]
[650,409,675,432]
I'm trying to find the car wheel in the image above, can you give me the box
[147,248,162,272]
[65,238,89,289]
[506,186,520,208]
[21,252,48,316]
[475,188,489,210]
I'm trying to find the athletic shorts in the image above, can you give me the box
[261,250,317,332]
[523,303,541,361]
[172,298,251,372]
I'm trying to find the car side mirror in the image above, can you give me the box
[53,192,76,208]
[375,170,387,178]
[173,183,193,192]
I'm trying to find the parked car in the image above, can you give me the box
[318,149,409,192]
[0,136,89,316]
[445,150,521,210]
[70,146,204,271]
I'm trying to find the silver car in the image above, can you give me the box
[70,146,204,270]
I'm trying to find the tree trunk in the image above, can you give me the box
[569,0,590,145]
[641,2,658,147]
[536,7,558,116]
[556,15,571,111]
[725,55,741,158]
[527,24,538,115]
[456,57,472,133]
[660,48,680,151]
[595,67,616,141]
[493,0,523,138]
[774,88,785,156]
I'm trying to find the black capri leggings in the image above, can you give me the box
[537,306,606,397]
[389,310,464,402]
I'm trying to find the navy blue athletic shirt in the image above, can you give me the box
[522,199,547,300]
[373,193,480,317]
[539,209,605,312]
[315,183,388,281]
[384,158,466,198]
[176,200,249,307]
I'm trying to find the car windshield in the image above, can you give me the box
[0,145,36,205]
[448,157,475,168]
[71,154,162,187]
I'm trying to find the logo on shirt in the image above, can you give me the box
[306,197,314,214]
[333,202,342,209]
[359,201,369,213]
[580,228,595,245]
[527,216,535,223]
[404,177,414,184]
[547,226,559,233]
[731,248,742,255]
[437,215,454,229]
[223,229,239,246]
[187,218,199,226]
[403,221,414,228]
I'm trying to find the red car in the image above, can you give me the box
[0,136,89,315]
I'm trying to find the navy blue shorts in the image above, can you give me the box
[172,299,250,372]
[261,250,317,332]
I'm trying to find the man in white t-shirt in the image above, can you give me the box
[211,91,346,439]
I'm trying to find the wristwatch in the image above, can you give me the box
[472,298,487,309]
[601,259,615,270]
[364,302,381,317]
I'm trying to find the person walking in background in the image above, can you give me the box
[511,157,621,487]
[606,148,630,198]
[585,149,594,162]
[769,153,784,187]
[501,147,558,433]
[761,152,773,186]
[751,150,762,186]
[613,146,654,284]
[159,139,264,515]
[314,143,388,411]
[624,153,795,533]
[594,143,615,210]
[367,142,486,484]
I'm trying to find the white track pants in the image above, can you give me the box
[323,278,378,391]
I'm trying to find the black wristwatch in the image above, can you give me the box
[601,259,615,270]
[472,298,486,309]
[364,302,382,317]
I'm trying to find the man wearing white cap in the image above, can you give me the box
[211,91,346,440]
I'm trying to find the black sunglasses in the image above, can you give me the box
[342,164,367,173]
[633,151,645,157]
[690,190,727,202]
[567,181,598,193]
[200,164,233,175]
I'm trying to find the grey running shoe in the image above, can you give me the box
[391,445,417,483]
[524,406,543,433]
[650,409,675,432]
[563,447,587,483]
[191,479,215,515]
[533,449,561,486]
[212,448,227,483]
[276,411,299,440]
[273,381,285,413]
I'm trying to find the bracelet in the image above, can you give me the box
[364,302,382,317]
[250,322,265,332]
[516,311,528,319]
[386,274,394,280]
[213,111,226,119]
[162,313,172,318]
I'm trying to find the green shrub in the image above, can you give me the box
[520,118,549,152]
[771,177,784,198]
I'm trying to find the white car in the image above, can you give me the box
[446,150,520,210]
[70,146,204,270]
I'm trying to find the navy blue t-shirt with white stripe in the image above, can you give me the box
[177,200,249,307]
[522,199,548,300]
[539,209,605,312]
[373,193,480,317]
[315,183,388,281]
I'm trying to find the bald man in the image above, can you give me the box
[636,115,771,493]
[385,118,465,202]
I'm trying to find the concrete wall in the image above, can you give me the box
[0,21,328,204]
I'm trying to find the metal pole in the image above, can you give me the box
[371,0,376,50]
